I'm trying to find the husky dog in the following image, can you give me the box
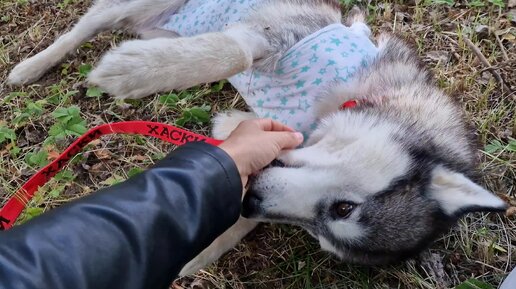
[8,0,508,276]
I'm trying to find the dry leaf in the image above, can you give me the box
[171,281,184,289]
[133,155,148,161]
[506,207,516,218]
[497,193,516,206]
[47,150,61,160]
[4,143,14,151]
[425,50,451,63]
[89,139,101,146]
[94,148,111,160]
[89,162,105,172]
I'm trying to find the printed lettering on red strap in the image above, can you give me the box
[0,121,222,231]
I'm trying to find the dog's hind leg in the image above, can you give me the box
[8,0,128,85]
[179,217,258,276]
[8,0,185,85]
[88,24,269,99]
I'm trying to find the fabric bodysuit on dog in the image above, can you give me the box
[161,0,378,136]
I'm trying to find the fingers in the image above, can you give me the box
[231,118,303,150]
[246,119,303,150]
[218,118,304,181]
[254,119,295,132]
[270,131,304,150]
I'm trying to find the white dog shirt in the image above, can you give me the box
[161,0,261,35]
[161,1,379,137]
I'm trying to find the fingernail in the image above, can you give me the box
[294,132,304,142]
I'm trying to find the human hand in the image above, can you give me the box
[218,119,304,186]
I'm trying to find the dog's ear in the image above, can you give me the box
[428,166,507,216]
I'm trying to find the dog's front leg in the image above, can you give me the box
[178,217,258,276]
[212,110,259,140]
[88,25,269,99]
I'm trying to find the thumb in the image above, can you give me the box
[270,131,304,150]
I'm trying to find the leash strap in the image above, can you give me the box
[0,121,222,231]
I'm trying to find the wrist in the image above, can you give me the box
[219,144,248,188]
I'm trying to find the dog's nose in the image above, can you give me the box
[242,190,263,218]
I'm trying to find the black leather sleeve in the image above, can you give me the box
[0,142,242,289]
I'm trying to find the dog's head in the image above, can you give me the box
[242,35,507,264]
[243,112,507,264]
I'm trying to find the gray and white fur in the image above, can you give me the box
[8,0,508,276]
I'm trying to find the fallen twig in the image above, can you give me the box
[495,33,510,61]
[463,36,512,94]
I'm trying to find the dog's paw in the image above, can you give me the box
[212,110,257,139]
[8,55,50,85]
[88,40,165,99]
[178,254,209,276]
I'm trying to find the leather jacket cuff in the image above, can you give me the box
[160,141,243,197]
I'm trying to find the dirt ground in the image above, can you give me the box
[0,0,515,288]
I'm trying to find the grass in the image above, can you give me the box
[1,0,515,288]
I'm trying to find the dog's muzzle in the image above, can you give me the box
[242,159,285,218]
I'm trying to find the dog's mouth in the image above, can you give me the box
[266,159,286,169]
[247,159,286,183]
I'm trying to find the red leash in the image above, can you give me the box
[0,121,222,231]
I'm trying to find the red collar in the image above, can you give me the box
[339,99,360,110]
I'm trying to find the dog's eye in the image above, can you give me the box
[334,203,354,218]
